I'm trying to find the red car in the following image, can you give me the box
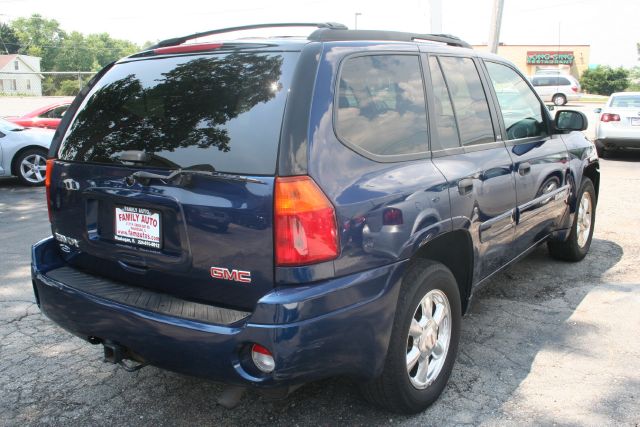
[6,101,72,129]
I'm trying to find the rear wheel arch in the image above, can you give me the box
[410,230,474,313]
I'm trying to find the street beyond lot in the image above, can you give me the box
[1,153,639,425]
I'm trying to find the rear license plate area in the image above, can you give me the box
[114,206,162,249]
[631,117,640,126]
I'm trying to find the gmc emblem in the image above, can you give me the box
[210,267,251,284]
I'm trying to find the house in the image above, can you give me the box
[0,54,43,96]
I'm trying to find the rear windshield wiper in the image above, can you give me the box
[126,167,265,186]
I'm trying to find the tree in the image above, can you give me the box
[10,14,65,70]
[580,66,629,95]
[53,31,94,71]
[0,23,20,54]
[85,33,138,70]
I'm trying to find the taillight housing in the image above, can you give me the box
[601,113,620,122]
[45,158,55,222]
[382,208,403,225]
[571,85,578,93]
[274,176,339,266]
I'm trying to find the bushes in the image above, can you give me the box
[580,66,630,95]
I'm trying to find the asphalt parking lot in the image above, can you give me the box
[1,126,639,425]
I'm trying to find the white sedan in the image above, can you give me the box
[594,92,640,157]
[0,118,55,185]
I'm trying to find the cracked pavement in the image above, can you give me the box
[1,154,639,426]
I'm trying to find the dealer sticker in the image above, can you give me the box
[114,206,161,249]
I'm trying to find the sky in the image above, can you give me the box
[1,0,639,67]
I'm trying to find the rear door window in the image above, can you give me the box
[58,52,298,175]
[335,54,428,157]
[438,56,495,146]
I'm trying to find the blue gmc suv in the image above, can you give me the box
[31,23,599,413]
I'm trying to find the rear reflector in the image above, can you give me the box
[251,344,275,373]
[274,176,339,266]
[45,159,55,222]
[601,113,620,122]
[153,42,223,55]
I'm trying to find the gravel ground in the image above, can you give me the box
[1,152,639,426]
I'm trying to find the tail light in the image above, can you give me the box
[382,208,403,225]
[274,176,339,266]
[601,113,620,122]
[571,85,578,93]
[45,159,55,222]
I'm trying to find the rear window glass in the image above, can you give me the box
[58,51,298,175]
[335,54,428,157]
[610,95,640,108]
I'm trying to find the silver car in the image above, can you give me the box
[594,92,640,157]
[530,74,581,106]
[0,118,55,185]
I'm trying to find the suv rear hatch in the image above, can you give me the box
[48,48,300,311]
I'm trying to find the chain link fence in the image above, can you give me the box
[0,71,95,96]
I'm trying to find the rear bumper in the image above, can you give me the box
[595,137,640,150]
[32,237,406,387]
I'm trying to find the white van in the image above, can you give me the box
[530,75,581,106]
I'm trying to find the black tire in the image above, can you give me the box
[595,141,607,158]
[360,259,461,414]
[13,148,48,186]
[552,94,567,106]
[548,178,596,261]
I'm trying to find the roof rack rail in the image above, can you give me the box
[150,22,348,49]
[307,29,471,48]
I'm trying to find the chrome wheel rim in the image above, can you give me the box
[20,153,47,183]
[576,191,592,248]
[406,289,451,389]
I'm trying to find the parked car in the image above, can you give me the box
[530,74,581,106]
[31,23,599,414]
[535,68,564,76]
[5,101,72,129]
[594,92,640,157]
[0,118,54,185]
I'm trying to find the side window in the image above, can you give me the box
[485,61,548,141]
[558,77,571,86]
[428,57,460,150]
[336,55,428,157]
[531,78,540,87]
[438,56,495,146]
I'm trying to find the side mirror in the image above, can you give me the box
[594,107,602,114]
[555,110,588,132]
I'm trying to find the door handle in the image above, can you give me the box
[518,162,531,176]
[458,178,474,195]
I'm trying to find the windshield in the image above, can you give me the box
[58,51,299,175]
[610,95,640,108]
[0,118,24,133]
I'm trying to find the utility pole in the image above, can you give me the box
[429,0,442,34]
[354,12,362,30]
[488,0,504,54]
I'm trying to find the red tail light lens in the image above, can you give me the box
[153,42,223,55]
[45,158,55,222]
[571,85,578,93]
[601,113,620,122]
[274,176,339,266]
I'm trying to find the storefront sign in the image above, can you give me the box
[526,51,574,65]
